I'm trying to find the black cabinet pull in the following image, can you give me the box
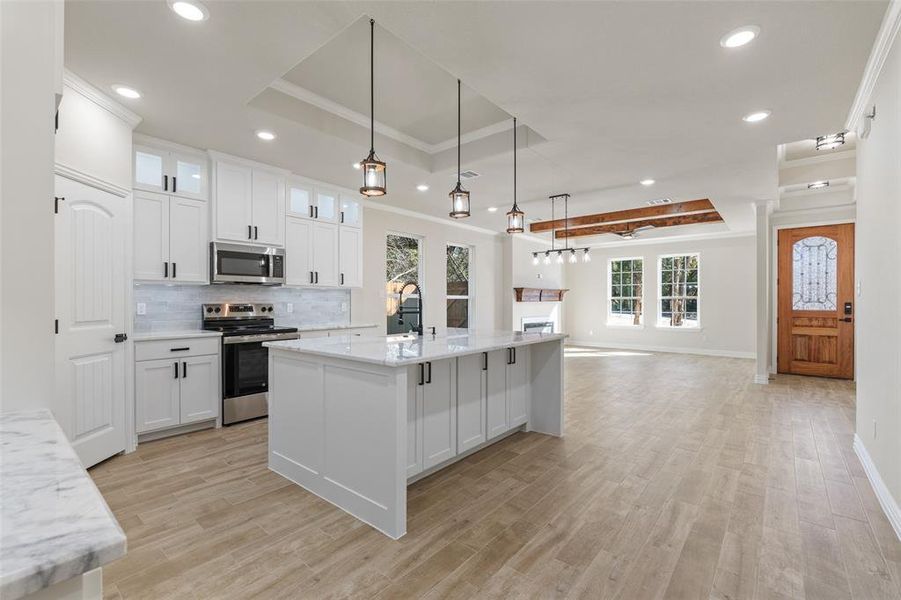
[340,273,344,285]
[182,361,187,378]
[418,363,424,386]
[174,362,179,379]
[507,348,513,365]
[340,211,344,224]
[163,175,168,191]
[483,352,488,371]
[426,361,432,384]
[513,348,516,364]
[314,271,319,284]
[309,205,314,218]
[170,347,190,352]
[172,262,177,278]
[164,262,168,278]
[309,271,314,284]
[254,226,258,240]
[172,176,177,193]
[248,225,252,239]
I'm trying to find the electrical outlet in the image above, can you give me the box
[136,303,146,315]
[537,273,543,279]
[341,302,348,312]
[286,303,294,313]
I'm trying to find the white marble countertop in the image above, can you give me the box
[297,323,378,333]
[0,410,126,600]
[133,330,222,341]
[265,329,567,367]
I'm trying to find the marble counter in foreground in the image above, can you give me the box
[265,329,567,367]
[0,410,126,600]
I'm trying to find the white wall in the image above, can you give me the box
[854,22,901,515]
[506,236,564,331]
[350,206,504,334]
[0,1,60,411]
[564,235,756,357]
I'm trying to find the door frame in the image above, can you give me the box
[773,220,855,379]
[55,165,137,458]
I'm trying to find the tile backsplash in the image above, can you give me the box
[134,284,351,333]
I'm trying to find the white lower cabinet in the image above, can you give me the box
[135,339,220,435]
[407,349,531,479]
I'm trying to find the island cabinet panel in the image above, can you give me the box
[421,359,457,470]
[507,346,530,427]
[486,349,509,439]
[457,353,487,453]
[270,355,323,474]
[406,366,422,477]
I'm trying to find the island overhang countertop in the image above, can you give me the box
[264,329,567,367]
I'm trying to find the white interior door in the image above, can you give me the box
[54,175,127,467]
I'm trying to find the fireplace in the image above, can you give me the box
[521,316,555,334]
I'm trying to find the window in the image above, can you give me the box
[447,244,472,329]
[386,234,422,334]
[658,254,699,328]
[792,236,837,310]
[608,258,643,326]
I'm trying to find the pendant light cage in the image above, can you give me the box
[359,18,387,197]
[506,117,525,233]
[449,79,471,218]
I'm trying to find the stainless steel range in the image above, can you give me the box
[202,303,299,425]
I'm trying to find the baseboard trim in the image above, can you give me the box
[567,340,755,359]
[753,374,770,385]
[853,434,901,542]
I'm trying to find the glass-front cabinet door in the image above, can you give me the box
[134,145,167,194]
[287,179,315,219]
[315,188,339,223]
[340,195,362,228]
[171,154,207,200]
[134,145,208,200]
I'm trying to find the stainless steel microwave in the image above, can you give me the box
[210,242,285,285]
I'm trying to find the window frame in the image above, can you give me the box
[446,242,474,330]
[656,252,702,330]
[606,256,645,328]
[385,231,425,333]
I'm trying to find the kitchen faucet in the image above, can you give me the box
[396,282,424,336]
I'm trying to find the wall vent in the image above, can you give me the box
[460,170,480,180]
[645,197,673,206]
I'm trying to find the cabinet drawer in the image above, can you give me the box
[135,337,220,361]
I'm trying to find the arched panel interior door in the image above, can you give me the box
[777,223,854,379]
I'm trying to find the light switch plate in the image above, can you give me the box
[136,303,146,315]
[286,303,294,313]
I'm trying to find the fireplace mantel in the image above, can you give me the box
[513,287,569,302]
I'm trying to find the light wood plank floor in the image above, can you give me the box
[91,348,901,599]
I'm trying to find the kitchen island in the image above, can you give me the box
[264,330,565,539]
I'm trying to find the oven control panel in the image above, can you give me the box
[202,303,275,318]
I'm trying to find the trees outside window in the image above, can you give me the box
[386,234,422,334]
[658,254,699,328]
[446,244,471,329]
[608,258,643,326]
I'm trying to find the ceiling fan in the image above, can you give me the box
[615,225,655,239]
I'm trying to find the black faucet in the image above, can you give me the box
[397,282,424,336]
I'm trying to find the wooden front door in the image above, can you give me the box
[777,223,854,379]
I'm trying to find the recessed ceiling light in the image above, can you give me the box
[808,180,829,189]
[255,130,276,141]
[416,184,429,192]
[640,178,655,186]
[487,207,498,212]
[720,26,760,48]
[168,0,209,21]
[112,85,141,99]
[742,110,771,123]
[352,162,361,170]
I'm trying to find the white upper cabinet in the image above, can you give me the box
[287,180,314,219]
[314,188,339,223]
[211,153,286,247]
[214,160,254,243]
[312,222,339,286]
[251,169,285,247]
[134,191,208,284]
[339,226,362,288]
[340,195,362,228]
[285,217,313,286]
[134,142,208,201]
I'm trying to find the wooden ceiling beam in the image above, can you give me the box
[529,198,715,233]
[555,210,724,239]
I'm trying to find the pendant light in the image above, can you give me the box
[449,79,470,218]
[359,19,386,197]
[506,117,525,233]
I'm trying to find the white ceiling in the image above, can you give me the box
[64,1,886,241]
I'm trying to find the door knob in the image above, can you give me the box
[114,333,128,343]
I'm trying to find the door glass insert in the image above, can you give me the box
[176,160,203,194]
[792,236,837,310]
[135,151,163,188]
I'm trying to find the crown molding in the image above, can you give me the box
[579,228,754,250]
[63,70,142,128]
[269,78,514,156]
[778,148,856,169]
[133,133,207,158]
[55,163,131,198]
[846,0,901,130]
[207,149,291,175]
